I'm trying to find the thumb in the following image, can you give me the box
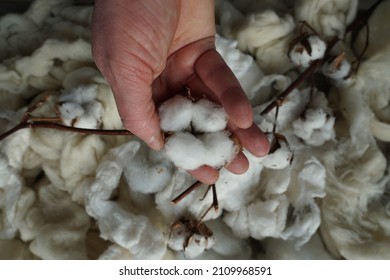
[110,67,164,150]
[115,82,164,151]
[94,50,164,150]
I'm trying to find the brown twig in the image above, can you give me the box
[198,184,218,223]
[0,121,132,142]
[260,59,322,115]
[172,180,204,204]
[260,0,383,116]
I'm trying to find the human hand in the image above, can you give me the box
[92,0,270,184]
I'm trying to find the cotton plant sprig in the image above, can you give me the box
[261,0,384,117]
[158,92,240,222]
[0,94,132,142]
[167,0,384,229]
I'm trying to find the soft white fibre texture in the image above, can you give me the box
[226,9,295,73]
[289,35,327,67]
[322,56,352,81]
[2,0,390,261]
[159,95,235,170]
[294,0,358,39]
[192,99,228,133]
[158,95,193,132]
[58,84,104,129]
[158,95,228,133]
[164,131,236,170]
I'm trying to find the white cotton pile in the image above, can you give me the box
[0,153,24,239]
[224,195,289,240]
[58,84,104,129]
[294,0,358,39]
[159,95,237,170]
[230,10,295,73]
[85,142,167,259]
[28,183,91,259]
[288,35,327,68]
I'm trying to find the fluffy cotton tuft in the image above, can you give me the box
[164,132,207,170]
[192,99,228,133]
[200,131,236,168]
[58,84,104,129]
[159,95,236,170]
[321,54,353,87]
[289,35,327,67]
[158,95,194,132]
[293,108,335,146]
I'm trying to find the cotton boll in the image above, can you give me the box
[261,134,293,169]
[293,108,335,146]
[59,84,97,104]
[164,132,206,170]
[58,85,104,129]
[192,99,228,133]
[322,55,352,81]
[158,95,193,132]
[254,76,311,130]
[168,217,215,259]
[74,101,104,129]
[58,102,84,126]
[289,35,327,68]
[200,131,236,168]
[185,233,216,259]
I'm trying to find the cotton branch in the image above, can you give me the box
[260,0,383,116]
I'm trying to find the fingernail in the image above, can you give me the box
[147,134,164,151]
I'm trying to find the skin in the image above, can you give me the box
[92,0,270,184]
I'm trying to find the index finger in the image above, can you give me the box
[194,49,253,129]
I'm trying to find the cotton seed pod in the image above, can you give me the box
[288,35,327,67]
[321,53,352,81]
[159,95,239,170]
